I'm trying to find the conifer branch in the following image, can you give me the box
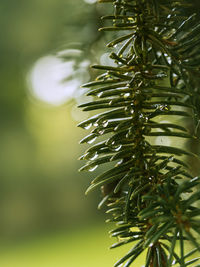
[79,1,200,266]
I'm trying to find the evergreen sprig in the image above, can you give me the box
[78,0,200,266]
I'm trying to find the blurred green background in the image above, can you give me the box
[0,0,134,266]
[1,0,200,266]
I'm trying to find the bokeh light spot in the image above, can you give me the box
[27,50,90,106]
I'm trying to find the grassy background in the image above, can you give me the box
[0,224,144,267]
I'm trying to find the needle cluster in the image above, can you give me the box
[78,1,200,266]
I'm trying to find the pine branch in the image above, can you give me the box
[79,0,200,266]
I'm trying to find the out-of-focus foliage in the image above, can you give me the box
[0,0,106,242]
[0,224,145,267]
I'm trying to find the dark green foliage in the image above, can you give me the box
[79,0,200,266]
